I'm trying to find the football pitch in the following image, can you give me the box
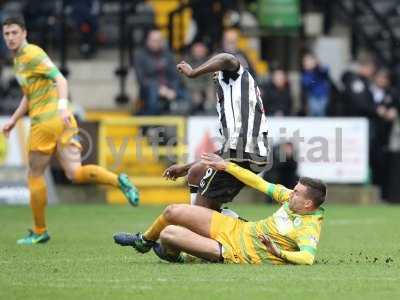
[1,203,399,300]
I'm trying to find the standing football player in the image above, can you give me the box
[164,52,269,210]
[1,16,139,245]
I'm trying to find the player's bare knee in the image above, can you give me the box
[163,204,180,222]
[163,204,176,222]
[163,204,188,223]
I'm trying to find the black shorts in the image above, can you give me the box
[198,155,268,204]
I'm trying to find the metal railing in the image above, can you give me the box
[335,0,400,67]
[167,0,190,53]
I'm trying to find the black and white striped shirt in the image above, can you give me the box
[215,65,269,162]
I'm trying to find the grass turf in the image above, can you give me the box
[1,203,399,300]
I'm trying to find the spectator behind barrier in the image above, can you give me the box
[341,57,378,118]
[260,68,293,116]
[386,92,400,202]
[371,69,400,200]
[341,58,393,197]
[182,42,215,115]
[133,29,180,115]
[371,69,399,146]
[301,53,330,117]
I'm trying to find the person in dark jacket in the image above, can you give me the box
[261,68,293,116]
[341,58,387,119]
[371,69,400,199]
[134,29,179,115]
[342,59,391,196]
[182,42,215,115]
[386,95,400,203]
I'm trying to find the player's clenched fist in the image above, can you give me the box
[59,109,73,128]
[176,61,195,78]
[2,118,16,138]
[163,164,188,181]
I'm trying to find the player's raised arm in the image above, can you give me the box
[163,162,195,180]
[201,153,291,203]
[177,53,239,78]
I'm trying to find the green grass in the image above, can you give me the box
[1,203,400,300]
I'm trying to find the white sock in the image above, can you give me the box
[220,208,239,219]
[189,185,198,205]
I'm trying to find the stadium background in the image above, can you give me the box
[0,0,400,205]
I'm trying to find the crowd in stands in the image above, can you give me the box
[340,58,400,202]
[125,20,400,201]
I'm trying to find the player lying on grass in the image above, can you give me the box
[114,153,326,265]
[1,16,139,245]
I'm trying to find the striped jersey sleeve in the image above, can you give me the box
[265,183,292,204]
[293,224,321,256]
[225,162,292,204]
[28,46,61,79]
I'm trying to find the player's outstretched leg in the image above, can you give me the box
[75,165,139,206]
[57,144,139,205]
[113,232,156,253]
[114,210,169,253]
[114,204,214,254]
